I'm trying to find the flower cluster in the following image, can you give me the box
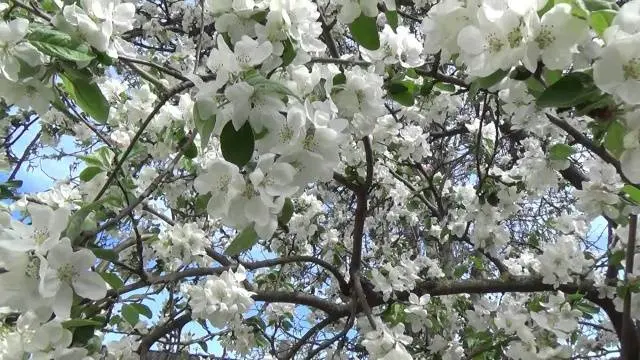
[361,320,413,360]
[182,266,255,328]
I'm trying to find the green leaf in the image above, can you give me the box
[121,304,139,326]
[609,249,626,266]
[278,198,294,225]
[556,0,589,19]
[420,80,435,96]
[538,0,555,16]
[469,69,509,99]
[61,69,110,123]
[220,121,255,167]
[536,72,600,108]
[509,65,532,81]
[193,102,216,149]
[388,80,415,106]
[90,248,118,263]
[575,302,599,314]
[623,185,640,204]
[526,78,546,98]
[589,10,616,36]
[100,272,124,290]
[382,303,406,325]
[333,73,346,86]
[543,69,563,85]
[224,225,259,256]
[28,27,95,62]
[245,73,300,101]
[281,39,296,67]
[386,10,399,31]
[63,319,103,329]
[349,15,380,50]
[183,141,198,159]
[435,82,455,92]
[583,0,617,11]
[79,166,102,182]
[71,325,95,347]
[548,144,575,160]
[604,120,626,158]
[41,0,59,11]
[66,201,105,244]
[128,303,152,319]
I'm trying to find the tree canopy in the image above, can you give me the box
[1,0,640,359]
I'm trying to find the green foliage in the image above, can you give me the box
[0,180,22,200]
[246,72,300,101]
[121,304,140,326]
[278,197,294,225]
[128,303,153,319]
[79,166,103,182]
[548,144,575,160]
[388,80,416,106]
[386,10,399,31]
[382,303,406,325]
[349,15,380,50]
[62,319,103,329]
[623,185,640,204]
[60,66,110,123]
[90,247,119,263]
[193,102,216,149]
[27,26,95,62]
[536,72,601,108]
[604,120,626,158]
[224,225,259,256]
[282,39,297,66]
[220,121,255,167]
[589,10,617,36]
[100,272,124,290]
[468,69,509,99]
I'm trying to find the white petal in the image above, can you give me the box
[51,284,73,319]
[47,238,73,268]
[457,26,485,56]
[70,248,96,270]
[39,265,61,298]
[1,55,20,82]
[621,148,640,183]
[72,271,107,300]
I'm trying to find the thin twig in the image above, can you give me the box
[8,130,41,181]
[621,214,638,360]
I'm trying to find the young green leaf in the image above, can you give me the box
[121,304,140,326]
[349,15,380,50]
[589,9,616,36]
[61,71,110,123]
[128,303,152,319]
[548,144,575,160]
[28,27,95,62]
[224,225,259,256]
[388,80,415,106]
[536,72,600,108]
[281,39,296,67]
[220,121,255,167]
[100,272,124,290]
[62,319,103,329]
[79,166,102,182]
[193,102,216,149]
[246,73,300,101]
[386,10,399,31]
[278,198,294,225]
[604,121,626,158]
